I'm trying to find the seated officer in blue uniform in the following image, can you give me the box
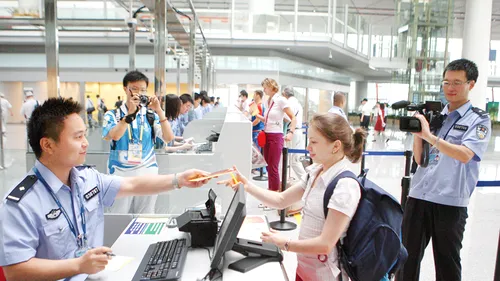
[400,59,492,281]
[0,98,210,281]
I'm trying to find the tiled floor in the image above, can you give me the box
[1,123,499,281]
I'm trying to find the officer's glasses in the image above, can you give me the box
[441,80,470,88]
[128,87,148,95]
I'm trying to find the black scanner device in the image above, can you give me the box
[177,189,218,247]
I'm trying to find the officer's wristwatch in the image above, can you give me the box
[173,173,180,189]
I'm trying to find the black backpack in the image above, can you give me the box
[322,170,408,281]
[110,108,156,150]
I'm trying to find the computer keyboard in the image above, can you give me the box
[132,238,188,281]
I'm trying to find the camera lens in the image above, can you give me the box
[139,95,149,107]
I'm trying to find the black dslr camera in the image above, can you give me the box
[392,101,444,133]
[139,95,150,107]
[392,100,444,168]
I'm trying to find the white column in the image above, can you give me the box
[462,0,492,110]
[352,81,368,112]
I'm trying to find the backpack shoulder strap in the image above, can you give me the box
[323,170,359,218]
[110,108,122,150]
[146,109,155,127]
[146,109,156,143]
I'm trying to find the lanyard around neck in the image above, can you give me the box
[127,112,144,142]
[265,100,275,125]
[33,168,86,245]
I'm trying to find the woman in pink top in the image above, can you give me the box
[261,78,297,191]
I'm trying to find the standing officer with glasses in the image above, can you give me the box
[400,59,491,281]
[102,71,175,214]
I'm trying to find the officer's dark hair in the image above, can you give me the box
[200,90,208,97]
[96,95,100,98]
[123,70,149,87]
[194,92,201,101]
[239,90,248,98]
[443,58,479,82]
[310,113,367,163]
[254,90,263,99]
[28,97,83,159]
[180,93,194,105]
[164,94,181,120]
[210,96,215,102]
[201,94,211,105]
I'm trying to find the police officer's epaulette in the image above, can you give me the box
[472,107,489,117]
[6,174,37,203]
[75,164,96,170]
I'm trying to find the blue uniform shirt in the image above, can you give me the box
[0,161,122,280]
[409,101,491,207]
[178,113,189,136]
[328,106,348,120]
[202,105,211,116]
[102,105,162,174]
[167,118,181,147]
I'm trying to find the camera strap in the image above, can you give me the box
[439,105,472,140]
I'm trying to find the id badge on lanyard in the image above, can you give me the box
[128,114,144,164]
[428,147,440,165]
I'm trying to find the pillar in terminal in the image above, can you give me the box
[462,0,493,110]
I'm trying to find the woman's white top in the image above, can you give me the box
[264,94,290,133]
[296,160,361,281]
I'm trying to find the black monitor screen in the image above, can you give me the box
[210,184,246,269]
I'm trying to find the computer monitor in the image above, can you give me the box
[209,184,283,273]
[210,184,247,269]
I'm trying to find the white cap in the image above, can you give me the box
[26,91,34,97]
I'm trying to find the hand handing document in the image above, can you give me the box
[188,168,235,182]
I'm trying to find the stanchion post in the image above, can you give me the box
[404,150,412,177]
[400,150,412,210]
[253,146,268,181]
[269,147,297,231]
[360,140,366,174]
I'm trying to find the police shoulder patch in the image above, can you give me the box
[6,175,38,203]
[476,124,489,140]
[472,107,489,117]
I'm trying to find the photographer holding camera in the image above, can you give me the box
[400,59,491,281]
[102,71,175,214]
